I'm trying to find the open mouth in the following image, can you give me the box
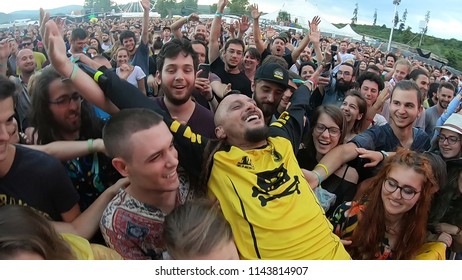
[243,112,261,123]
[165,170,177,179]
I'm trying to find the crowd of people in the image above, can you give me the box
[0,0,461,260]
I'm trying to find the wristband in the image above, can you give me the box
[87,139,95,154]
[380,150,389,161]
[312,170,323,187]
[69,64,78,81]
[93,71,103,83]
[315,163,329,177]
[215,12,223,17]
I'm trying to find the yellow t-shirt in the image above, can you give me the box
[208,136,350,260]
[61,233,123,260]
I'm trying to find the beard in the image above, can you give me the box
[162,85,191,106]
[335,78,354,92]
[244,125,269,143]
[193,33,206,42]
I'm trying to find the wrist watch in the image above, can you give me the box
[380,150,389,161]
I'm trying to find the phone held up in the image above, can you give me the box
[198,63,210,79]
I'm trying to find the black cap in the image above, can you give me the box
[255,63,290,89]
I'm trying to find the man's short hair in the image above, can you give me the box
[409,68,429,81]
[340,62,355,75]
[438,81,455,94]
[391,80,423,107]
[224,38,245,52]
[386,53,397,62]
[0,75,16,102]
[103,109,164,162]
[357,72,384,91]
[119,30,136,44]
[156,38,198,74]
[71,28,87,41]
[163,26,171,32]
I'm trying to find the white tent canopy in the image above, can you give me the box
[338,24,363,41]
[259,1,344,37]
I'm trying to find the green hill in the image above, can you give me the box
[335,23,462,70]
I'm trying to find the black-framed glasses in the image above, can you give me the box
[437,134,460,145]
[20,42,32,48]
[383,178,420,200]
[49,93,82,106]
[314,123,341,137]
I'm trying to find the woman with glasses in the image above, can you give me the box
[427,114,462,259]
[330,149,449,259]
[298,105,359,217]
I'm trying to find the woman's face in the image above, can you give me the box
[301,65,315,80]
[312,113,341,156]
[243,51,259,71]
[438,128,461,159]
[116,49,129,66]
[340,95,363,126]
[90,39,99,48]
[359,61,367,71]
[381,165,424,217]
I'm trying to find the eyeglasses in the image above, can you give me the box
[337,70,352,77]
[314,123,341,137]
[437,134,460,145]
[49,93,83,106]
[383,178,420,200]
[20,42,32,48]
[226,49,243,56]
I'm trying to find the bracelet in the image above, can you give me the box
[207,94,215,102]
[68,64,78,81]
[315,163,329,177]
[93,71,103,83]
[215,12,223,17]
[313,170,323,187]
[380,150,389,161]
[87,139,95,154]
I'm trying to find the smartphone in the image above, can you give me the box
[198,63,210,79]
[330,45,338,52]
[321,63,331,77]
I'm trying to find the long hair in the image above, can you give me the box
[344,90,367,134]
[349,148,436,260]
[29,66,102,144]
[0,206,75,260]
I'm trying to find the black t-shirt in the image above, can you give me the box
[261,49,294,69]
[210,57,252,97]
[0,145,80,221]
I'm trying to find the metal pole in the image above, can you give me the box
[387,2,399,52]
[387,1,401,51]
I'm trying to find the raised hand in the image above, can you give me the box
[240,15,250,34]
[140,0,150,11]
[217,0,228,11]
[188,13,200,22]
[356,148,383,168]
[0,39,12,61]
[250,4,261,20]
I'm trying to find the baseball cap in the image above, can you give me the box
[255,63,290,89]
[435,114,462,135]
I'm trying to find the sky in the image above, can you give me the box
[2,0,462,40]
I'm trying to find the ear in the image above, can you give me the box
[112,157,129,177]
[155,70,161,85]
[357,113,364,121]
[215,126,226,140]
[251,80,256,94]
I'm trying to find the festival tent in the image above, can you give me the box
[338,24,363,41]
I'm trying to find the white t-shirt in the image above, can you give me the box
[116,65,146,88]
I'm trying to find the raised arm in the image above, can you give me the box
[209,0,227,63]
[24,138,106,161]
[291,17,321,62]
[250,4,265,54]
[140,0,150,45]
[171,13,199,39]
[40,9,118,114]
[0,39,11,76]
[237,15,250,40]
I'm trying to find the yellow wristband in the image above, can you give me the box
[315,163,329,176]
[93,71,103,83]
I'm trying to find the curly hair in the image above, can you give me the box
[349,148,437,260]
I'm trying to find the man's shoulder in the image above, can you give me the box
[15,145,61,167]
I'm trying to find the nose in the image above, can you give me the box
[390,187,403,199]
[266,92,275,103]
[165,148,179,168]
[0,125,10,142]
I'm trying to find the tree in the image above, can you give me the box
[155,0,177,18]
[84,0,117,13]
[399,8,407,31]
[210,3,218,14]
[402,26,412,43]
[278,11,290,23]
[228,0,249,16]
[393,11,399,28]
[373,9,377,26]
[424,11,430,35]
[180,0,198,15]
[351,3,358,25]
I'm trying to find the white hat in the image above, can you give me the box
[436,114,462,135]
